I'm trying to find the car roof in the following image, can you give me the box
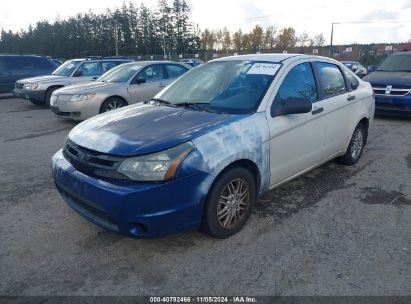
[120,61,188,67]
[212,53,331,64]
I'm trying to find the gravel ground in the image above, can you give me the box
[0,95,410,296]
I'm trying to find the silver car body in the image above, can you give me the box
[13,58,132,104]
[50,61,190,120]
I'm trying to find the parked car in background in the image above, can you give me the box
[0,55,58,94]
[50,61,190,120]
[179,58,203,67]
[13,57,132,106]
[341,61,367,78]
[51,54,374,239]
[362,51,411,115]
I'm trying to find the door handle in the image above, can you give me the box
[312,107,324,115]
[347,95,356,101]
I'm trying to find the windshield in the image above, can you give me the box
[156,60,279,114]
[52,60,81,76]
[98,64,141,83]
[377,54,411,72]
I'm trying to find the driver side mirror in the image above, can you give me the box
[272,97,312,117]
[73,70,82,77]
[134,77,146,85]
[352,65,358,72]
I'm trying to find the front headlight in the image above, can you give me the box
[24,83,38,90]
[117,142,193,181]
[69,93,96,102]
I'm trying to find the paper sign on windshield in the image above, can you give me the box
[247,63,281,76]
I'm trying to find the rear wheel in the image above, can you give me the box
[100,97,127,113]
[337,123,366,165]
[201,167,256,238]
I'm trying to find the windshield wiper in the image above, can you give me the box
[174,102,216,113]
[145,98,177,107]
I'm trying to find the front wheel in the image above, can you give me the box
[337,123,366,165]
[201,167,256,238]
[100,97,127,113]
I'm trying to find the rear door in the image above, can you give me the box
[128,64,167,103]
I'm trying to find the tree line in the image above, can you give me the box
[0,0,325,58]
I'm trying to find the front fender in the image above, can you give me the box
[179,112,271,195]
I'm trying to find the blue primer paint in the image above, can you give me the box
[180,112,270,195]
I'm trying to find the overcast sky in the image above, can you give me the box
[1,0,410,45]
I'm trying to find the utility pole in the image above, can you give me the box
[114,22,119,56]
[329,22,339,58]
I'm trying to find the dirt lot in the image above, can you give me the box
[0,95,410,296]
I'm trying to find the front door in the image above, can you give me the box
[266,62,326,187]
[128,64,166,103]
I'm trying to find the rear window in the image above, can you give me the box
[0,57,6,72]
[4,56,32,70]
[102,61,127,73]
[29,57,55,69]
[343,67,360,90]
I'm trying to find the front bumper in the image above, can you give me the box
[51,149,212,238]
[375,94,411,115]
[50,96,102,120]
[13,88,46,102]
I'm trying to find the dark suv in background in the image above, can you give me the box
[0,55,57,94]
[363,52,411,115]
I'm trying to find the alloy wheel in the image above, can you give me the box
[217,178,250,229]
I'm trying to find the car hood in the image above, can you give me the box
[18,75,69,84]
[363,71,411,86]
[68,103,244,156]
[55,81,118,94]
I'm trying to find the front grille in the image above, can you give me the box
[56,183,119,231]
[373,85,411,97]
[63,139,129,180]
[15,82,24,89]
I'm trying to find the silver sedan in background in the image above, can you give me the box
[50,61,190,120]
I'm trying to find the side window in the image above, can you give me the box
[29,57,54,69]
[138,65,164,82]
[0,58,6,72]
[77,62,100,76]
[7,56,32,70]
[273,63,317,106]
[343,67,359,90]
[102,61,120,73]
[166,64,187,79]
[316,62,346,97]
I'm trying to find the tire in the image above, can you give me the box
[100,97,127,113]
[45,87,60,107]
[201,167,256,238]
[337,123,366,165]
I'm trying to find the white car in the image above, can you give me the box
[50,61,190,120]
[51,54,375,238]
